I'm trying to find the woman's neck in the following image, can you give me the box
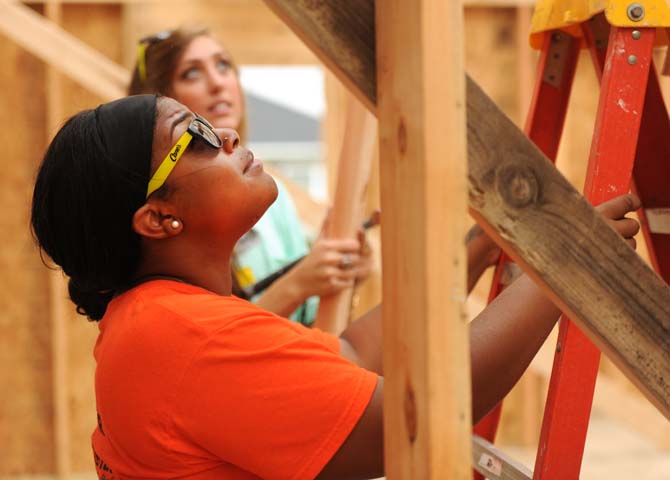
[135,239,235,296]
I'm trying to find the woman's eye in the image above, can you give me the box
[181,67,201,80]
[216,59,231,73]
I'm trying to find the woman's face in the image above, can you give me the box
[170,35,243,131]
[151,98,276,239]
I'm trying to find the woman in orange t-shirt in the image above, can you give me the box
[31,95,640,479]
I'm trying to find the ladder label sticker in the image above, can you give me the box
[645,208,670,234]
[478,452,503,476]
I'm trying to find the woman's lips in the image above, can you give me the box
[209,101,232,116]
[243,151,263,174]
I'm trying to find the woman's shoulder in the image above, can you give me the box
[109,279,298,331]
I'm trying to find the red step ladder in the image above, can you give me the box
[474,11,670,480]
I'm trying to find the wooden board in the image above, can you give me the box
[263,0,670,421]
[313,97,376,333]
[376,0,472,477]
[0,4,54,472]
[466,75,670,419]
[262,0,376,112]
[324,71,383,321]
[44,4,72,475]
[0,0,127,100]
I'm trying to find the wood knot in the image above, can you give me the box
[397,118,407,154]
[496,163,539,208]
[404,380,417,443]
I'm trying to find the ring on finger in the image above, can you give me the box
[339,253,353,269]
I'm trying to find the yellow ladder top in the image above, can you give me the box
[530,0,670,47]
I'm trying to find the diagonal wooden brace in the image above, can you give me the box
[0,0,128,101]
[264,0,670,419]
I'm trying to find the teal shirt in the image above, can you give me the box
[234,180,319,325]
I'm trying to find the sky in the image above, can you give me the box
[239,65,325,118]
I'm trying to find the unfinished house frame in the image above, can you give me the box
[1,0,668,478]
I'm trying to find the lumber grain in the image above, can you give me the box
[262,0,376,112]
[466,76,670,417]
[263,0,670,419]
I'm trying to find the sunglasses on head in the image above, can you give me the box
[137,30,174,83]
[146,114,222,199]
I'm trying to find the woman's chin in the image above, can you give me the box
[264,175,279,208]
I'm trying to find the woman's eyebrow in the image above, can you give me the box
[179,57,203,66]
[170,112,191,139]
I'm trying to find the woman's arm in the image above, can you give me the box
[338,273,560,422]
[322,194,641,479]
[255,237,364,317]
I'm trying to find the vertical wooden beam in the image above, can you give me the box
[314,97,377,333]
[324,71,383,321]
[44,4,71,476]
[351,144,383,319]
[376,1,471,478]
[324,70,351,200]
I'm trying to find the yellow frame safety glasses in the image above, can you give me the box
[137,30,173,83]
[146,114,223,198]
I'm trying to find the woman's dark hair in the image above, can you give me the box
[128,25,248,142]
[31,96,157,320]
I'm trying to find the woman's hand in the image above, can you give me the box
[289,209,375,299]
[595,193,641,249]
[466,223,501,293]
[255,213,377,317]
[287,237,364,299]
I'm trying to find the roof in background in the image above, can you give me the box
[246,92,321,143]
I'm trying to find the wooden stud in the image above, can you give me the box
[313,96,377,333]
[324,70,351,200]
[44,4,71,475]
[376,1,471,477]
[0,3,54,470]
[324,71,383,321]
[352,143,383,319]
[0,0,128,100]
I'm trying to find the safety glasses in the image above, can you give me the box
[146,114,222,198]
[137,30,174,83]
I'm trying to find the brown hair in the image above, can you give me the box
[128,25,248,143]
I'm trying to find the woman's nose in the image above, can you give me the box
[219,128,240,154]
[207,68,226,92]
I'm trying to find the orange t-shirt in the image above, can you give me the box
[92,280,378,480]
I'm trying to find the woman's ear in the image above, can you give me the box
[132,203,182,238]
